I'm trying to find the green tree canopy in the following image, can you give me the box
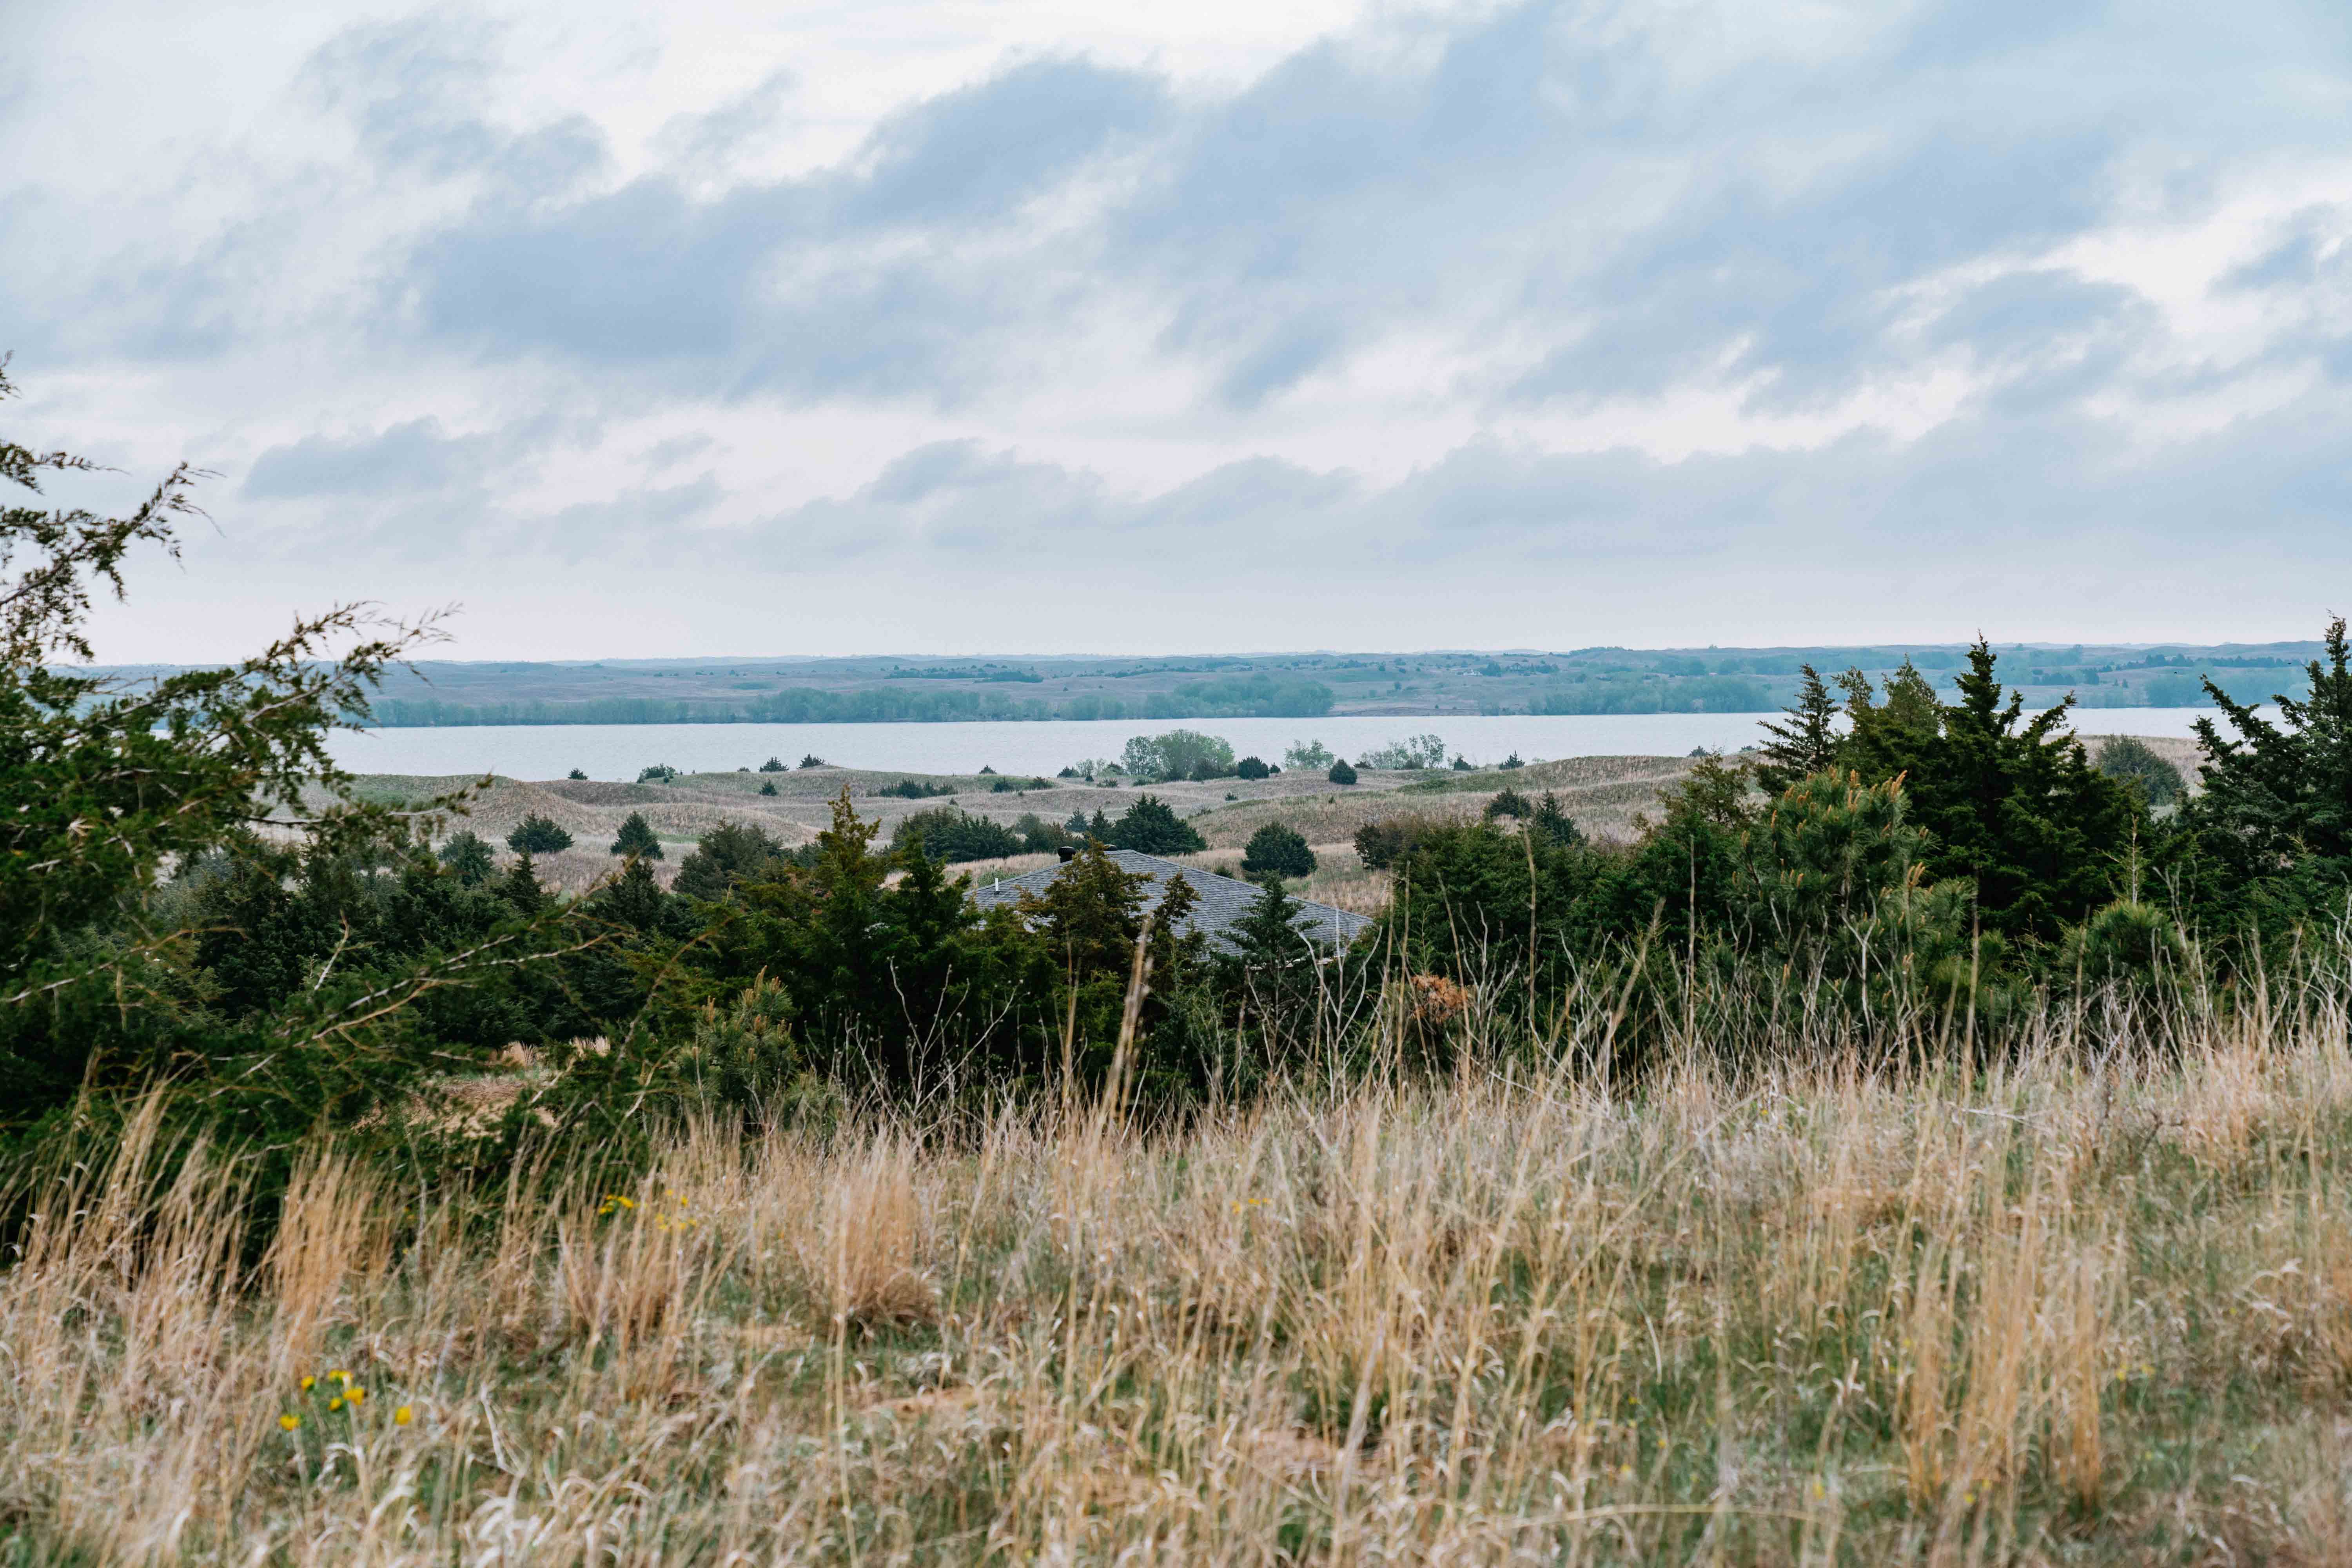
[438,831,496,886]
[1107,794,1207,855]
[1755,663,1841,795]
[507,814,573,855]
[1241,822,1316,880]
[1842,641,2141,941]
[610,811,663,859]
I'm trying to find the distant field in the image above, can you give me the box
[322,735,2197,902]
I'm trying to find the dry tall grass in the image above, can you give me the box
[9,1005,2352,1563]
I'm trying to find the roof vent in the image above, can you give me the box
[1058,846,1077,862]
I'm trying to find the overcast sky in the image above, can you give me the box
[7,0,2351,661]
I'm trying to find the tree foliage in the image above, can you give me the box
[610,811,663,859]
[1241,822,1316,880]
[506,814,573,855]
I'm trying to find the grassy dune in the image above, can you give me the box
[9,987,2352,1563]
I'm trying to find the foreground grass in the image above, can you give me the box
[9,1011,2352,1563]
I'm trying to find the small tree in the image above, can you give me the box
[610,811,662,859]
[567,768,588,780]
[673,820,788,900]
[759,780,778,796]
[759,756,787,771]
[1108,794,1207,855]
[1755,663,1842,795]
[637,764,679,784]
[1327,760,1358,786]
[1498,753,1524,770]
[1284,739,1334,771]
[1529,791,1584,848]
[437,830,495,886]
[2094,736,2185,808]
[1485,788,1532,820]
[1241,822,1316,880]
[500,850,546,915]
[506,814,573,855]
[1234,755,1271,780]
[797,754,825,769]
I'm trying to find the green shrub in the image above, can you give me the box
[1241,822,1316,880]
[1485,788,1532,820]
[1284,740,1334,770]
[1327,760,1358,786]
[797,754,825,769]
[567,768,587,780]
[759,756,787,771]
[636,765,679,785]
[2095,735,2184,807]
[1353,814,1442,870]
[438,830,495,886]
[759,780,778,796]
[506,814,573,854]
[610,812,663,859]
[1108,794,1207,855]
[1235,755,1271,779]
[877,778,950,799]
[892,807,1023,863]
[674,820,789,899]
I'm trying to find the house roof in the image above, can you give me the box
[969,849,1373,952]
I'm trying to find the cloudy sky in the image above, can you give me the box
[6,0,2350,661]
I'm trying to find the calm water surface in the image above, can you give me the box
[325,709,2241,782]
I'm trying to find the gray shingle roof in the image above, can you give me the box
[968,849,1373,952]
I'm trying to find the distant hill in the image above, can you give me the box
[81,642,2327,726]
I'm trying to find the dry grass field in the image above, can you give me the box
[310,754,1710,898]
[8,975,2352,1564]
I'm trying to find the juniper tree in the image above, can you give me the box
[1755,663,1841,795]
[1241,822,1316,880]
[438,831,496,886]
[610,812,662,860]
[507,814,573,855]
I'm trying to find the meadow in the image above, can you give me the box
[7,965,2350,1565]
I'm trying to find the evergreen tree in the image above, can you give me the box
[673,820,787,900]
[1087,808,1113,841]
[1844,640,2140,940]
[437,830,495,886]
[610,811,663,860]
[2178,616,2352,925]
[2093,736,2185,808]
[500,851,546,916]
[588,854,673,935]
[1108,794,1208,855]
[1755,663,1841,795]
[1241,822,1316,880]
[1327,759,1358,786]
[506,814,573,855]
[1529,791,1584,848]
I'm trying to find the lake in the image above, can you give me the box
[323,708,2243,781]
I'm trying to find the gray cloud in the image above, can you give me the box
[6,0,2350,657]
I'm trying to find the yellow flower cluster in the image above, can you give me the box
[278,1368,414,1433]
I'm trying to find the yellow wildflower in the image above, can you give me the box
[329,1370,350,1385]
[279,1414,300,1432]
[328,1397,344,1412]
[299,1375,315,1391]
[346,1387,366,1405]
[394,1405,414,1426]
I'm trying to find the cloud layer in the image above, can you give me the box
[5,0,2351,658]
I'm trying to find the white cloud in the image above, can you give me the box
[6,0,2351,660]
